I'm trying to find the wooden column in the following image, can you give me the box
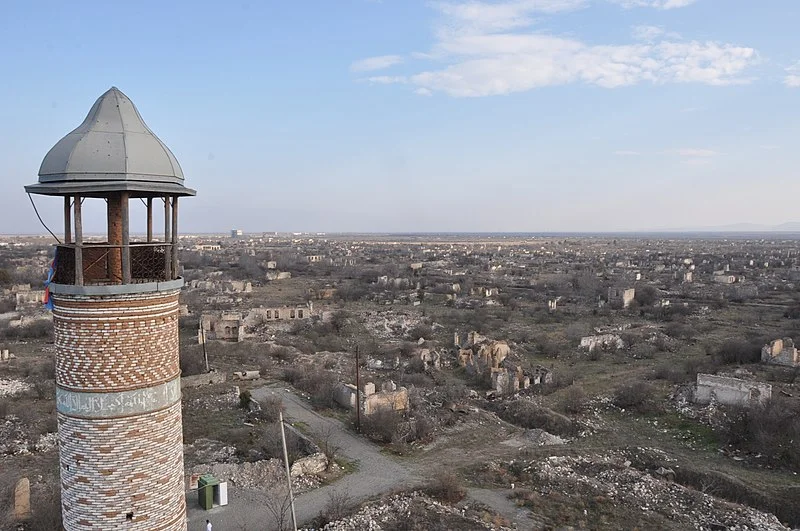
[107,193,124,283]
[64,197,72,244]
[74,196,83,286]
[164,197,171,279]
[171,197,179,279]
[146,197,153,242]
[121,192,131,284]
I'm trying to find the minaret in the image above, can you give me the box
[26,87,195,530]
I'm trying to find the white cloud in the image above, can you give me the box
[610,0,698,9]
[632,25,664,41]
[350,55,404,72]
[365,75,407,84]
[435,0,587,32]
[784,61,800,87]
[683,158,712,166]
[358,1,758,97]
[673,148,718,157]
[405,36,756,96]
[632,25,681,42]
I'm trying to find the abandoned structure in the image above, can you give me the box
[14,290,45,311]
[761,337,800,367]
[248,302,314,323]
[25,87,193,530]
[695,373,772,407]
[608,287,636,308]
[187,279,251,293]
[333,380,409,415]
[416,348,441,371]
[458,340,510,369]
[199,312,245,343]
[713,273,737,284]
[580,334,624,352]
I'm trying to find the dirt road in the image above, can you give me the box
[187,384,420,530]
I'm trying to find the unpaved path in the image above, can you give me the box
[187,384,420,530]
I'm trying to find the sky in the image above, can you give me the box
[1,0,799,234]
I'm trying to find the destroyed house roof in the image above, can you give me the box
[26,87,195,197]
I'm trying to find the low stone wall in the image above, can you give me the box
[180,371,226,389]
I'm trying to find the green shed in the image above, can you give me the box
[197,474,219,510]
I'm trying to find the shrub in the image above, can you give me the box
[715,339,761,365]
[634,286,658,307]
[404,357,426,374]
[280,365,339,408]
[359,408,402,444]
[651,363,689,383]
[324,489,353,523]
[427,469,466,503]
[407,324,433,341]
[269,345,297,363]
[665,322,696,341]
[714,398,800,471]
[559,386,588,415]
[612,380,659,413]
[260,423,304,463]
[239,389,252,409]
[258,395,283,423]
[498,401,575,436]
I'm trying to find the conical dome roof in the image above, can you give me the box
[26,87,195,197]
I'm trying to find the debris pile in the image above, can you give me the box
[0,416,57,456]
[306,491,512,531]
[502,451,788,530]
[0,378,31,398]
[187,458,321,493]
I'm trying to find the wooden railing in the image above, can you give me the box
[53,243,174,285]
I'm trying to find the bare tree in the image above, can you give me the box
[317,425,340,470]
[264,484,293,531]
[324,488,352,522]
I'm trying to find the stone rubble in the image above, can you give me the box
[304,491,513,531]
[0,378,32,398]
[511,450,788,531]
[187,458,320,493]
[0,416,58,456]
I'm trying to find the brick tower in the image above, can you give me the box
[25,87,195,530]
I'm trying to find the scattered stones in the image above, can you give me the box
[0,378,32,398]
[303,491,512,531]
[524,428,565,446]
[498,451,787,531]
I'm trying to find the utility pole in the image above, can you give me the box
[355,344,361,433]
[200,325,209,373]
[279,411,298,531]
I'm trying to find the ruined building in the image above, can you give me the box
[761,338,800,367]
[455,331,510,368]
[608,287,636,309]
[199,312,245,343]
[333,380,409,415]
[695,373,772,407]
[25,87,193,530]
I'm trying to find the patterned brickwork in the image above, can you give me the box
[52,290,181,392]
[58,401,186,530]
[53,287,186,530]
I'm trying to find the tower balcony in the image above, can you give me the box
[53,242,177,286]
